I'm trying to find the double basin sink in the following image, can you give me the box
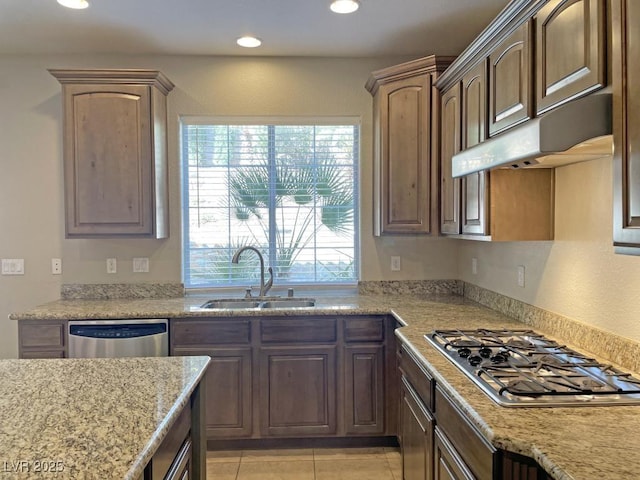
[201,297,316,310]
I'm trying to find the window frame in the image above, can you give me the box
[179,116,361,290]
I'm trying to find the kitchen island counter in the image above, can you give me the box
[0,356,209,479]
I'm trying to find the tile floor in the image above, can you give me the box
[206,446,402,480]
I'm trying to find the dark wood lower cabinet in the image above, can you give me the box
[344,344,385,435]
[502,450,553,480]
[401,377,434,480]
[434,427,474,480]
[18,320,67,358]
[398,340,552,480]
[259,345,337,436]
[170,315,395,443]
[170,319,253,439]
[172,347,252,439]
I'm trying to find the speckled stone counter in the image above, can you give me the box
[0,356,209,479]
[391,300,640,480]
[10,284,640,480]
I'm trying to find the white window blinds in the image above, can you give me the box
[181,120,359,289]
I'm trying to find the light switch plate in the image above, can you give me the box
[133,257,149,273]
[1,258,24,275]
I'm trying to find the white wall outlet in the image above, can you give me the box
[517,265,525,287]
[1,259,24,275]
[390,256,401,271]
[133,257,149,273]
[471,257,478,275]
[106,258,117,274]
[51,258,62,275]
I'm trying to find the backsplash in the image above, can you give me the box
[358,279,463,296]
[61,283,185,300]
[463,282,640,374]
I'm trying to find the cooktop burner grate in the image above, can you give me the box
[424,328,640,407]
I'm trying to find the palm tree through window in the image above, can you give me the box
[181,121,359,288]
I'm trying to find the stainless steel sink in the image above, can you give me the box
[200,299,261,309]
[261,298,316,308]
[200,297,315,309]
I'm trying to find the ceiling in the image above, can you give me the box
[0,0,510,57]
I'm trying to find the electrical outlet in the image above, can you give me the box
[51,258,62,275]
[390,256,401,271]
[471,257,478,275]
[517,265,525,287]
[106,258,117,274]
[1,259,24,275]
[133,257,149,273]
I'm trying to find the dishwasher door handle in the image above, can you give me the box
[69,323,167,339]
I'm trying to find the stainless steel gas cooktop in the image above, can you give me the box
[425,328,640,407]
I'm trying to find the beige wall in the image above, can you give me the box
[0,54,457,358]
[5,54,637,360]
[457,155,640,343]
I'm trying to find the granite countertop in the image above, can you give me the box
[10,288,640,479]
[0,356,210,479]
[391,300,640,480]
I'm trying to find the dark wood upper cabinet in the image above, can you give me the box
[49,69,173,238]
[535,0,606,114]
[613,0,640,251]
[367,57,453,235]
[489,21,532,135]
[440,84,462,235]
[461,61,489,236]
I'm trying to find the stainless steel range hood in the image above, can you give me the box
[451,93,613,178]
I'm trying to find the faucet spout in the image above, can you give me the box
[231,246,274,297]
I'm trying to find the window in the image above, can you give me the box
[181,118,359,289]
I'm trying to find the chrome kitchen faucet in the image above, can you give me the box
[231,246,274,298]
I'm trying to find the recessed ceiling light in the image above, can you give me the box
[330,0,360,14]
[237,36,262,48]
[57,0,89,9]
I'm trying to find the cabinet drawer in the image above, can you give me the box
[19,322,65,348]
[398,343,434,412]
[21,350,65,359]
[344,317,384,342]
[434,427,475,480]
[171,319,251,345]
[261,318,337,343]
[435,386,495,479]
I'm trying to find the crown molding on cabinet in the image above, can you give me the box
[435,0,547,92]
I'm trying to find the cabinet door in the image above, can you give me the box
[259,346,337,436]
[535,0,605,114]
[344,344,385,435]
[489,21,532,135]
[461,62,489,236]
[400,378,434,480]
[377,74,433,234]
[434,428,475,480]
[173,347,252,438]
[440,84,462,235]
[63,84,156,236]
[613,0,640,249]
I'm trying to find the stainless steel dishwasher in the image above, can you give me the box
[68,319,169,358]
